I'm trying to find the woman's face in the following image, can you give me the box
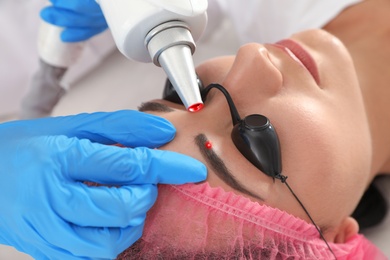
[142,29,372,236]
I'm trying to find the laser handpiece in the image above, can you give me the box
[22,0,207,118]
[96,0,208,112]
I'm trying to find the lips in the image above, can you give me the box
[275,39,320,84]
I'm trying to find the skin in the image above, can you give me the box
[139,0,390,245]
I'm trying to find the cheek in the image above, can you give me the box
[271,99,371,225]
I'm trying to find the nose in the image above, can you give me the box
[222,43,284,104]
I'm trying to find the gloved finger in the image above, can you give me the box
[0,237,52,260]
[61,27,108,42]
[57,110,176,147]
[40,7,107,28]
[69,224,144,259]
[27,243,101,260]
[12,110,176,148]
[52,181,155,228]
[70,224,144,259]
[2,224,105,260]
[34,219,142,259]
[55,137,206,185]
[49,0,103,13]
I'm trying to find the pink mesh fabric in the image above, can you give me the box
[118,182,386,259]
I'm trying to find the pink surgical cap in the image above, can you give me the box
[118,182,386,259]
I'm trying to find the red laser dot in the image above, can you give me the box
[188,103,204,112]
[205,141,212,149]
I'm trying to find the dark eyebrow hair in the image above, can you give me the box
[138,102,175,113]
[195,133,264,201]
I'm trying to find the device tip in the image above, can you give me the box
[188,103,204,112]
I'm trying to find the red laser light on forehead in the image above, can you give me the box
[205,140,212,149]
[188,103,204,112]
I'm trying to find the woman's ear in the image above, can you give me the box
[333,217,359,243]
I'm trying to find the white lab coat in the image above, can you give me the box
[0,0,361,119]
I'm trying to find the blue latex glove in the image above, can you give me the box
[40,0,108,42]
[0,110,206,260]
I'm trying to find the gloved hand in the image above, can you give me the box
[40,0,108,42]
[0,110,206,260]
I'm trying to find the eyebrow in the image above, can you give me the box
[138,101,330,229]
[195,133,264,201]
[138,102,175,113]
[136,103,265,201]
